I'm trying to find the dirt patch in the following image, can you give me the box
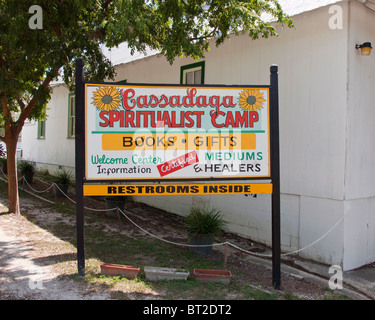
[0,211,110,300]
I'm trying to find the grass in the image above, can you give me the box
[244,288,278,300]
[0,173,354,300]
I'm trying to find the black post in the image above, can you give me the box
[75,58,85,276]
[270,65,281,289]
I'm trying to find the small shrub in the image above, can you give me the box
[53,168,73,185]
[18,160,37,174]
[185,206,226,237]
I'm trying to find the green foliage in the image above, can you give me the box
[52,168,73,185]
[0,0,116,124]
[0,0,293,124]
[245,288,278,300]
[185,206,226,237]
[18,160,36,174]
[108,0,294,63]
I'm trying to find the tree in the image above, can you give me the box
[0,0,293,214]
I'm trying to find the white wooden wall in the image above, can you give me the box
[343,1,375,270]
[22,84,75,172]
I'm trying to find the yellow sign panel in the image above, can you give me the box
[83,183,272,196]
[102,132,256,151]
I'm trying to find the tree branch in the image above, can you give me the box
[102,0,115,12]
[1,96,12,144]
[16,95,25,112]
[16,70,59,132]
[1,96,11,120]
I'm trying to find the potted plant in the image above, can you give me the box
[185,206,226,255]
[104,195,133,218]
[52,168,73,197]
[18,160,37,184]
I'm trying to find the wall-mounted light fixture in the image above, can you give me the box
[355,42,372,56]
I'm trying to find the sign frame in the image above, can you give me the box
[75,59,281,290]
[83,82,271,183]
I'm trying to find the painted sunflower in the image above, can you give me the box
[92,87,121,111]
[238,89,265,112]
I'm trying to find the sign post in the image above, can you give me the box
[74,61,281,288]
[75,58,85,276]
[270,65,281,290]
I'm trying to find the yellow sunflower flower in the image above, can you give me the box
[92,87,121,111]
[238,89,265,112]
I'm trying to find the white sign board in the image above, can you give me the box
[85,84,270,181]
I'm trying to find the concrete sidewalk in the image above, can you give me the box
[292,258,375,300]
[243,253,375,300]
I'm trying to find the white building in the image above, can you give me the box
[21,0,375,270]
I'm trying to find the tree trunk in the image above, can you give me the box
[5,134,20,215]
[1,74,56,216]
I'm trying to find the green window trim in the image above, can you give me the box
[37,120,46,139]
[180,61,205,84]
[67,93,75,139]
[66,80,125,140]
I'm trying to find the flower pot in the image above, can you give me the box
[100,263,140,279]
[193,269,232,285]
[24,171,34,184]
[144,266,189,281]
[188,234,213,255]
[54,183,68,198]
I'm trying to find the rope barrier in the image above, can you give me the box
[0,175,55,204]
[0,171,346,258]
[23,177,56,193]
[118,207,228,248]
[52,182,117,212]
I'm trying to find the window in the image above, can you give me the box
[180,61,205,84]
[37,120,45,139]
[68,94,75,138]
